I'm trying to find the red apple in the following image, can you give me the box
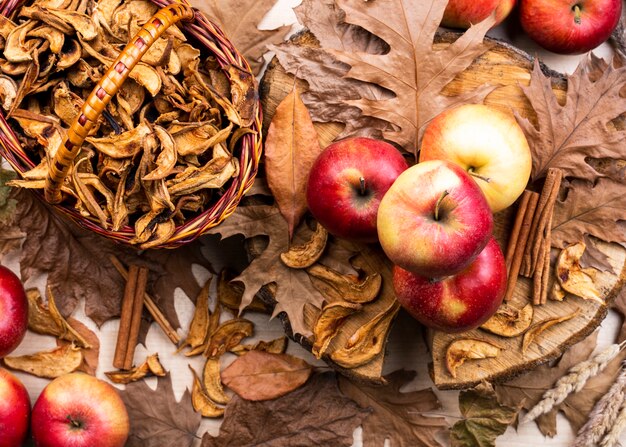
[442,0,516,29]
[0,368,30,447]
[520,0,622,54]
[306,137,409,242]
[377,160,493,278]
[420,104,532,213]
[31,373,129,447]
[0,265,28,358]
[393,238,507,333]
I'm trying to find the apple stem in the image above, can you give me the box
[434,190,449,221]
[468,169,491,184]
[359,176,366,195]
[67,415,83,430]
[574,4,582,24]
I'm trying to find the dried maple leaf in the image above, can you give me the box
[516,56,626,182]
[207,204,326,336]
[338,370,448,447]
[450,383,519,447]
[551,178,626,249]
[264,84,323,238]
[120,374,201,447]
[189,0,290,75]
[202,372,369,447]
[274,0,495,155]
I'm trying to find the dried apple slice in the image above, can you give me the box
[230,336,288,356]
[217,269,268,313]
[312,302,361,359]
[105,353,166,384]
[556,242,603,304]
[480,303,533,337]
[4,344,82,378]
[203,358,229,405]
[280,222,328,269]
[306,264,382,304]
[204,319,254,359]
[189,365,224,418]
[178,278,211,354]
[0,75,17,110]
[446,339,501,378]
[522,308,581,354]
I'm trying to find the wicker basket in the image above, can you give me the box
[0,0,262,249]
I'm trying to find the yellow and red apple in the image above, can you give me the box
[0,368,30,447]
[393,238,507,332]
[31,373,130,447]
[306,137,408,243]
[0,265,28,358]
[377,160,493,278]
[420,104,531,213]
[442,0,516,29]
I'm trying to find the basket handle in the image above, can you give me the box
[44,2,195,204]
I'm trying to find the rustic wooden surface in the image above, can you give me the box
[260,30,626,389]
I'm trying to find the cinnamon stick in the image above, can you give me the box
[533,236,548,305]
[113,265,139,370]
[123,266,148,370]
[109,255,180,344]
[504,191,540,302]
[505,190,533,271]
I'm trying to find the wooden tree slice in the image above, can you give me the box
[259,30,626,387]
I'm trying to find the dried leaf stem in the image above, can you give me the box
[524,341,626,422]
[574,362,626,447]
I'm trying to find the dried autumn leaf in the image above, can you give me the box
[338,369,448,447]
[120,374,201,447]
[450,383,519,447]
[190,0,290,75]
[446,339,501,378]
[280,221,328,269]
[480,303,534,337]
[189,365,224,418]
[612,288,626,343]
[3,344,82,378]
[330,300,400,368]
[204,318,253,358]
[516,57,626,181]
[307,263,381,304]
[203,357,229,405]
[178,278,212,354]
[264,83,323,238]
[312,301,361,358]
[556,242,602,303]
[230,336,288,356]
[203,372,369,446]
[221,351,312,401]
[522,308,581,354]
[217,268,268,314]
[274,0,495,154]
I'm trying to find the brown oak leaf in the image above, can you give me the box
[207,204,326,336]
[264,84,323,238]
[338,370,448,447]
[202,372,369,447]
[551,178,626,249]
[120,374,201,447]
[221,350,313,401]
[516,56,626,182]
[190,0,290,75]
[274,0,495,156]
[611,288,626,343]
[580,235,615,273]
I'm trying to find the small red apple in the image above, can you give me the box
[0,368,30,447]
[520,0,622,54]
[442,0,516,29]
[0,265,28,358]
[31,373,130,447]
[393,238,507,333]
[306,137,409,243]
[377,160,493,278]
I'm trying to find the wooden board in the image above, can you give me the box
[259,30,626,388]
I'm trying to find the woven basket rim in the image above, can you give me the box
[0,0,263,249]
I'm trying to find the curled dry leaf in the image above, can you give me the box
[27,287,90,348]
[203,357,229,405]
[522,308,581,354]
[556,242,603,304]
[230,336,288,356]
[189,365,225,418]
[480,303,534,337]
[221,351,313,401]
[330,300,400,369]
[179,278,212,354]
[105,353,167,384]
[446,339,502,379]
[280,222,328,269]
[3,344,82,378]
[312,301,361,359]
[204,319,254,358]
[306,263,382,304]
